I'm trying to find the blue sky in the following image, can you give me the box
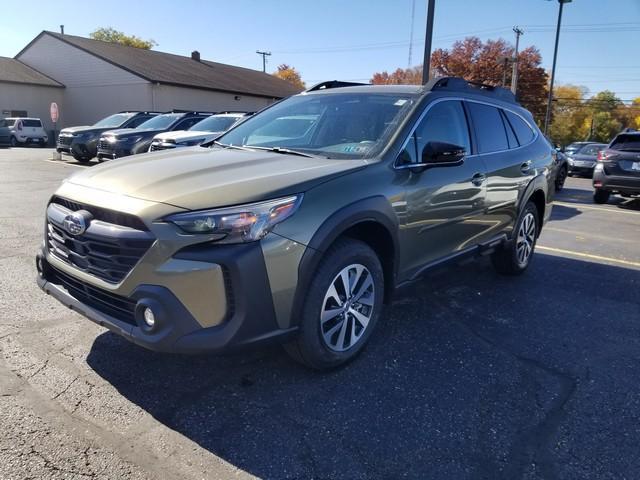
[1,0,638,100]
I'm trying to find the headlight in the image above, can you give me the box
[165,195,303,243]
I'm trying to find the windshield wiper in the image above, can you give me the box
[244,146,317,158]
[213,141,254,151]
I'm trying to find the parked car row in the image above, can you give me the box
[593,131,640,203]
[0,117,48,147]
[56,110,252,163]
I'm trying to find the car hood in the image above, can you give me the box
[102,128,162,138]
[153,130,221,143]
[66,147,367,210]
[60,126,93,135]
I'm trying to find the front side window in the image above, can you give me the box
[93,113,136,128]
[136,113,183,130]
[467,102,509,154]
[218,92,418,159]
[414,100,471,156]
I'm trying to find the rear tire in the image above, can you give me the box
[593,189,610,204]
[492,201,539,276]
[284,238,384,370]
[10,136,17,147]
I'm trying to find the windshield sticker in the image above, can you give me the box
[394,99,408,106]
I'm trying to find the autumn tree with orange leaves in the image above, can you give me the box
[371,37,548,125]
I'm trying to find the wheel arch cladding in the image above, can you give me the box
[529,189,546,236]
[292,196,400,325]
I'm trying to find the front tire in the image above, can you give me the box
[492,201,539,276]
[10,136,17,147]
[284,238,384,370]
[593,189,610,204]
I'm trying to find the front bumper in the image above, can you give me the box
[57,139,97,159]
[36,240,297,354]
[97,143,132,160]
[568,164,595,175]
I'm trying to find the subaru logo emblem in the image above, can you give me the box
[63,210,91,236]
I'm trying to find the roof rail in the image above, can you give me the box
[426,76,517,104]
[306,80,368,92]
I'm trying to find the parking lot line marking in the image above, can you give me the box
[44,159,88,168]
[537,245,640,268]
[554,201,640,216]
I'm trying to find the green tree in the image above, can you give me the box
[590,111,622,143]
[273,64,306,91]
[90,28,157,49]
[548,84,590,146]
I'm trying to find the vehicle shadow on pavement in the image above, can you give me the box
[87,254,640,479]
[549,204,583,221]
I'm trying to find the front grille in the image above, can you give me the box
[98,140,113,151]
[46,201,154,283]
[49,265,137,326]
[58,136,73,146]
[51,196,148,231]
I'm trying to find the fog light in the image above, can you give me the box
[143,307,156,328]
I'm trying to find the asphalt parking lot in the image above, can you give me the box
[1,147,639,480]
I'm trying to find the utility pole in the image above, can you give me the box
[511,26,524,95]
[408,0,416,67]
[544,0,572,135]
[256,50,271,73]
[421,0,436,84]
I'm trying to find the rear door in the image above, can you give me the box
[468,103,536,235]
[400,99,490,273]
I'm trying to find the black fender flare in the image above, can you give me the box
[290,196,400,325]
[516,172,549,237]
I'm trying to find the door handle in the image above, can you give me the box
[521,161,532,173]
[471,173,486,186]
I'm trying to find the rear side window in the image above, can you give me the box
[504,110,535,146]
[467,103,509,153]
[501,111,519,148]
[23,119,42,127]
[414,100,471,155]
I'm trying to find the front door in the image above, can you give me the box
[399,99,490,276]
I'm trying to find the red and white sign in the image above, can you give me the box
[50,102,59,123]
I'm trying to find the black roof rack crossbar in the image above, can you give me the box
[426,76,517,104]
[306,80,369,92]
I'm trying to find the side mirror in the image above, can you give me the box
[421,141,466,167]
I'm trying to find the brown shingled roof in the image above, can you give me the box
[0,56,63,87]
[18,32,300,98]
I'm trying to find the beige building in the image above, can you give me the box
[0,56,64,132]
[5,31,300,129]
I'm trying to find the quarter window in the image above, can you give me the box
[467,102,509,154]
[501,111,519,148]
[504,110,535,146]
[414,101,471,156]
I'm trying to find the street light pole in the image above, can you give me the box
[544,0,571,135]
[421,0,436,84]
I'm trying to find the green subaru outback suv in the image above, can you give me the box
[37,77,554,369]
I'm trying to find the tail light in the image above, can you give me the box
[597,150,619,162]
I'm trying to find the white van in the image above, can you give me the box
[2,117,48,147]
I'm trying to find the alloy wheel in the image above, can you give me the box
[320,263,375,352]
[516,212,536,267]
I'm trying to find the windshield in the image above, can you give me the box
[217,92,418,159]
[136,113,182,130]
[93,113,137,128]
[189,115,239,132]
[578,144,606,155]
[611,134,640,151]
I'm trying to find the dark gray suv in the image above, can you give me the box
[37,77,554,369]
